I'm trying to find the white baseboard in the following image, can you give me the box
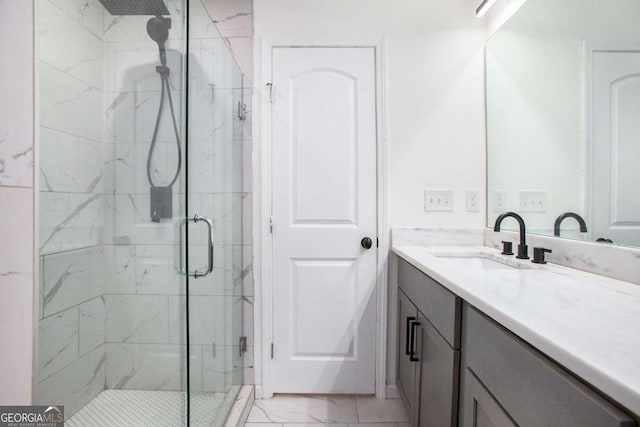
[385,384,400,399]
[254,384,264,400]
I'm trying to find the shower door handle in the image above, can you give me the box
[180,214,214,279]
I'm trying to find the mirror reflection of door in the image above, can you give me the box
[590,49,640,247]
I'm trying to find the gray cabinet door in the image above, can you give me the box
[417,313,460,427]
[462,368,517,427]
[398,289,418,418]
[461,304,637,427]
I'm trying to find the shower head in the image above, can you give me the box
[147,16,171,66]
[147,16,171,49]
[98,0,169,16]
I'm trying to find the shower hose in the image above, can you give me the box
[147,65,182,188]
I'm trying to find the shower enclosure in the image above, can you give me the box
[35,0,247,425]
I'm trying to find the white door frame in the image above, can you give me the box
[253,37,388,399]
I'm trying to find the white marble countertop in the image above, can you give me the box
[393,244,640,418]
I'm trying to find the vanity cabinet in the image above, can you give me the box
[459,304,636,427]
[397,258,461,427]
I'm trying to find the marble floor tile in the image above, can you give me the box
[247,395,409,425]
[247,396,359,423]
[349,424,400,427]
[355,397,410,423]
[284,424,349,427]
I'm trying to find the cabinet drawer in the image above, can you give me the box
[462,305,636,427]
[398,257,461,348]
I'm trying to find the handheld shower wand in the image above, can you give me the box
[146,16,171,66]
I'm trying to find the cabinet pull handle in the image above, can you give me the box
[404,316,416,356]
[405,316,416,355]
[410,320,420,362]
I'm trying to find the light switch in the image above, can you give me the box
[425,190,454,212]
[519,191,547,212]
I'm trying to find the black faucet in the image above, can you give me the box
[494,212,529,259]
[554,212,587,237]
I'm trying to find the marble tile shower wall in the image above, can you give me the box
[36,0,108,416]
[36,0,252,416]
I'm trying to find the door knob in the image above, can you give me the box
[361,237,373,249]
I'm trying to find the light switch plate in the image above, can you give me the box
[519,191,547,212]
[425,190,454,212]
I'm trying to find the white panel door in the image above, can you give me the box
[592,51,640,246]
[270,47,377,393]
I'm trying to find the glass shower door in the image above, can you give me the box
[186,0,245,425]
[36,0,192,425]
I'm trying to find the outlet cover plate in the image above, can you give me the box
[466,190,480,212]
[492,190,507,212]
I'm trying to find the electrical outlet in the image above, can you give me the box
[425,190,454,212]
[466,191,480,212]
[492,190,507,212]
[519,191,547,212]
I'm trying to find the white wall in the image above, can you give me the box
[0,0,36,404]
[253,0,487,228]
[485,0,528,37]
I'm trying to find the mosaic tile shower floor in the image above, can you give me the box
[66,389,230,427]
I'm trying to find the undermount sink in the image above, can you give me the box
[433,254,527,270]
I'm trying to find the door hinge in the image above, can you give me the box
[237,100,247,121]
[376,237,379,248]
[270,343,274,359]
[267,83,273,103]
[269,216,274,234]
[239,336,247,357]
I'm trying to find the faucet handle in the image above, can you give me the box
[501,240,514,256]
[516,244,529,260]
[532,247,552,264]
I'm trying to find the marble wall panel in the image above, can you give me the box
[0,1,35,188]
[40,192,104,253]
[106,294,169,344]
[42,246,106,317]
[38,0,104,89]
[79,296,106,355]
[36,345,106,416]
[39,62,103,142]
[37,306,79,381]
[105,343,184,390]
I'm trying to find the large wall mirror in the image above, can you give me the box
[486,0,640,248]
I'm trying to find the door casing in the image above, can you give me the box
[254,38,388,399]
